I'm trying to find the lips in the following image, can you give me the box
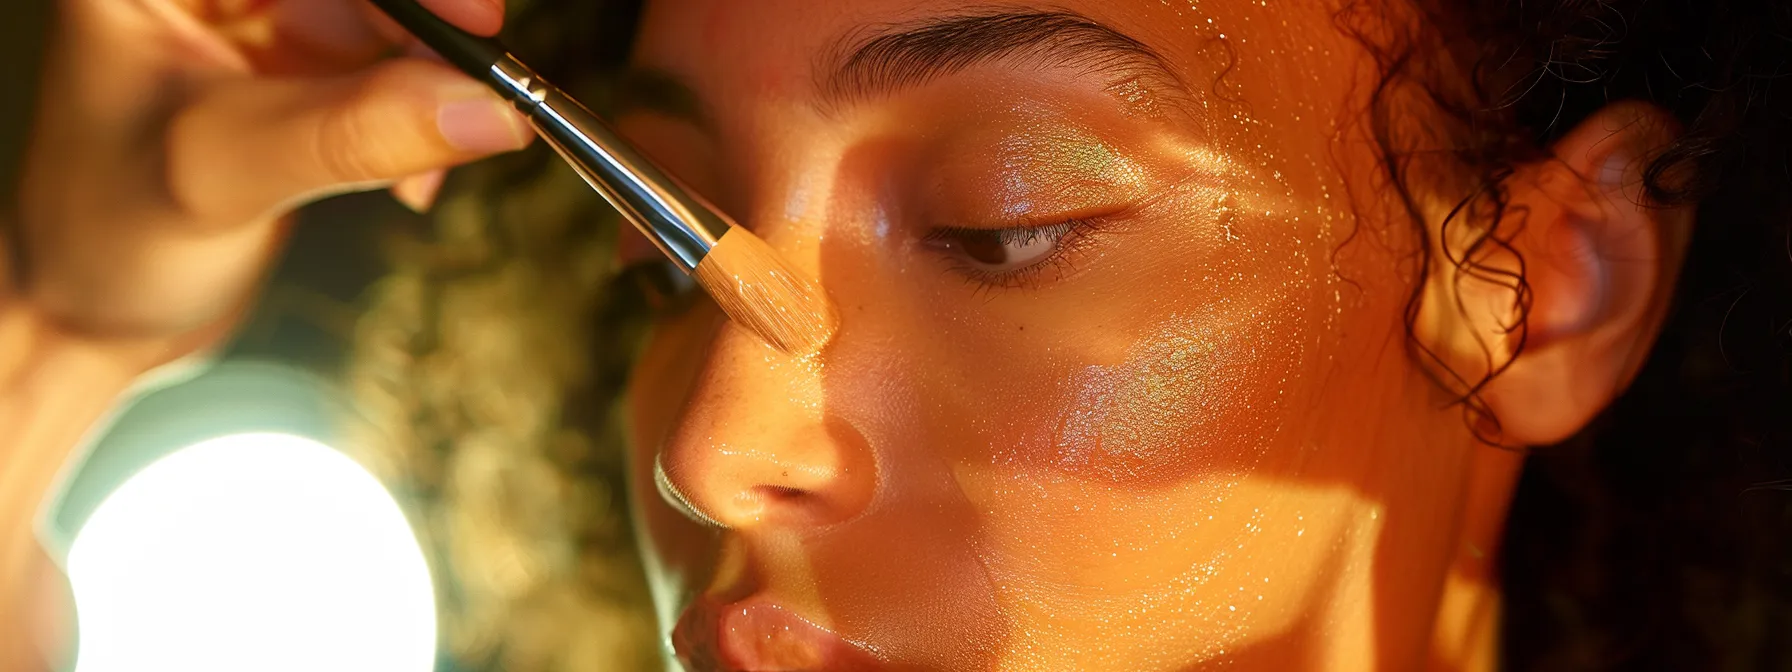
[674,598,885,671]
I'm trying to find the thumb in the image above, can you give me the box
[165,58,531,224]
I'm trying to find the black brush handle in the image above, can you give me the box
[366,0,509,80]
[370,0,733,272]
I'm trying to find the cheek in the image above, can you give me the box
[810,174,1359,651]
[905,201,1334,488]
[1032,310,1290,485]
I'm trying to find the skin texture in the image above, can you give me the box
[618,1,1690,670]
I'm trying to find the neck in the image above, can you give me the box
[1427,556,1503,672]
[1299,354,1525,672]
[1427,443,1524,672]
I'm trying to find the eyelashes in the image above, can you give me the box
[626,216,1109,314]
[921,218,1103,289]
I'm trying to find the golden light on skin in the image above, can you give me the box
[985,129,1149,222]
[917,104,1367,666]
[843,94,1359,666]
[745,534,830,630]
[1046,312,1280,484]
[620,0,1506,668]
[1106,77,1168,118]
[952,473,1389,669]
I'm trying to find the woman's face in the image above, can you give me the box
[619,0,1489,669]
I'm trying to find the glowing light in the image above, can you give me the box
[66,433,436,672]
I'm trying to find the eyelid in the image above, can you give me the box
[915,157,1198,291]
[922,217,1108,290]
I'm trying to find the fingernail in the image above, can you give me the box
[437,89,530,154]
[393,170,447,213]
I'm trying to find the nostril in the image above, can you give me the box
[735,484,865,527]
[759,485,809,502]
[734,485,812,523]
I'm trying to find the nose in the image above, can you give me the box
[656,320,876,529]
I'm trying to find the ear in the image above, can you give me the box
[1460,102,1695,445]
[1414,102,1694,444]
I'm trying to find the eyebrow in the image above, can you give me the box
[818,9,1188,110]
[607,9,1189,126]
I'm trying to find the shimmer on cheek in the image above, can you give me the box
[1047,310,1286,487]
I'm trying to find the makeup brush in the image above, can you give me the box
[367,0,838,354]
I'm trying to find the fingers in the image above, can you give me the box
[165,58,531,224]
[177,0,510,76]
[361,0,505,46]
[416,0,505,36]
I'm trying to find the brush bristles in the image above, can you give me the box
[692,228,840,354]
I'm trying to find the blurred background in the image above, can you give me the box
[1,1,664,670]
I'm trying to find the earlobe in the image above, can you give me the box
[1426,102,1694,445]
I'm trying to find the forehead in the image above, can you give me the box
[628,0,1351,109]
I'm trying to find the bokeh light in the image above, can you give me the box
[65,432,435,672]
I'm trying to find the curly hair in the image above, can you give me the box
[339,0,1792,669]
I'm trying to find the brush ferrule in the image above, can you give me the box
[490,55,731,273]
